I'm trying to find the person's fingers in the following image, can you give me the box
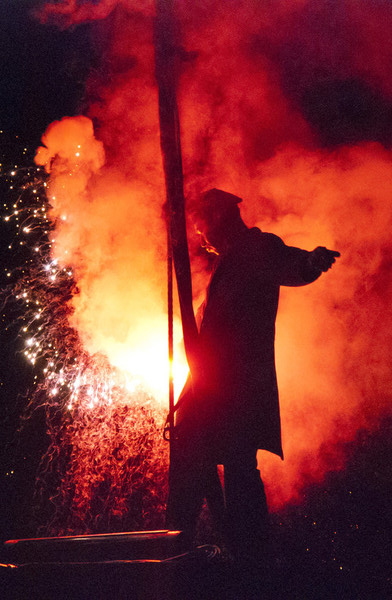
[320,254,336,270]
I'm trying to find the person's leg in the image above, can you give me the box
[205,464,225,537]
[223,448,269,562]
[165,427,206,547]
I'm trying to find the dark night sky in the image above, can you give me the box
[0,0,94,144]
[0,3,391,598]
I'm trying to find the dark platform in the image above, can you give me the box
[1,531,231,600]
[3,529,184,564]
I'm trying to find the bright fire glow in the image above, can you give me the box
[116,340,188,402]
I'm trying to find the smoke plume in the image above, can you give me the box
[35,0,392,508]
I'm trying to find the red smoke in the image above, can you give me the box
[35,0,392,509]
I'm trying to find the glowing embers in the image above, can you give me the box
[40,389,169,535]
[65,355,141,412]
[4,163,174,408]
[2,158,171,533]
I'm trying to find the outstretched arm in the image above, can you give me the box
[271,236,340,286]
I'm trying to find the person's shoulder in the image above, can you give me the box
[247,228,284,249]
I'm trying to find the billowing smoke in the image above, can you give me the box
[35,0,392,508]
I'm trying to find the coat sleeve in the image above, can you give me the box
[264,233,322,287]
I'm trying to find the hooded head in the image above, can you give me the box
[193,188,245,254]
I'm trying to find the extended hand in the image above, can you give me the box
[309,246,340,272]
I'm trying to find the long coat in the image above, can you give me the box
[176,227,320,462]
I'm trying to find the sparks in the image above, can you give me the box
[1,158,173,534]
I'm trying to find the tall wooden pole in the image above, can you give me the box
[154,0,198,454]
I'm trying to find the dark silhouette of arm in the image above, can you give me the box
[266,234,340,286]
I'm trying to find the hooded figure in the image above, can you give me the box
[166,189,340,562]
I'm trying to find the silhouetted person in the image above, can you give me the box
[166,188,340,567]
